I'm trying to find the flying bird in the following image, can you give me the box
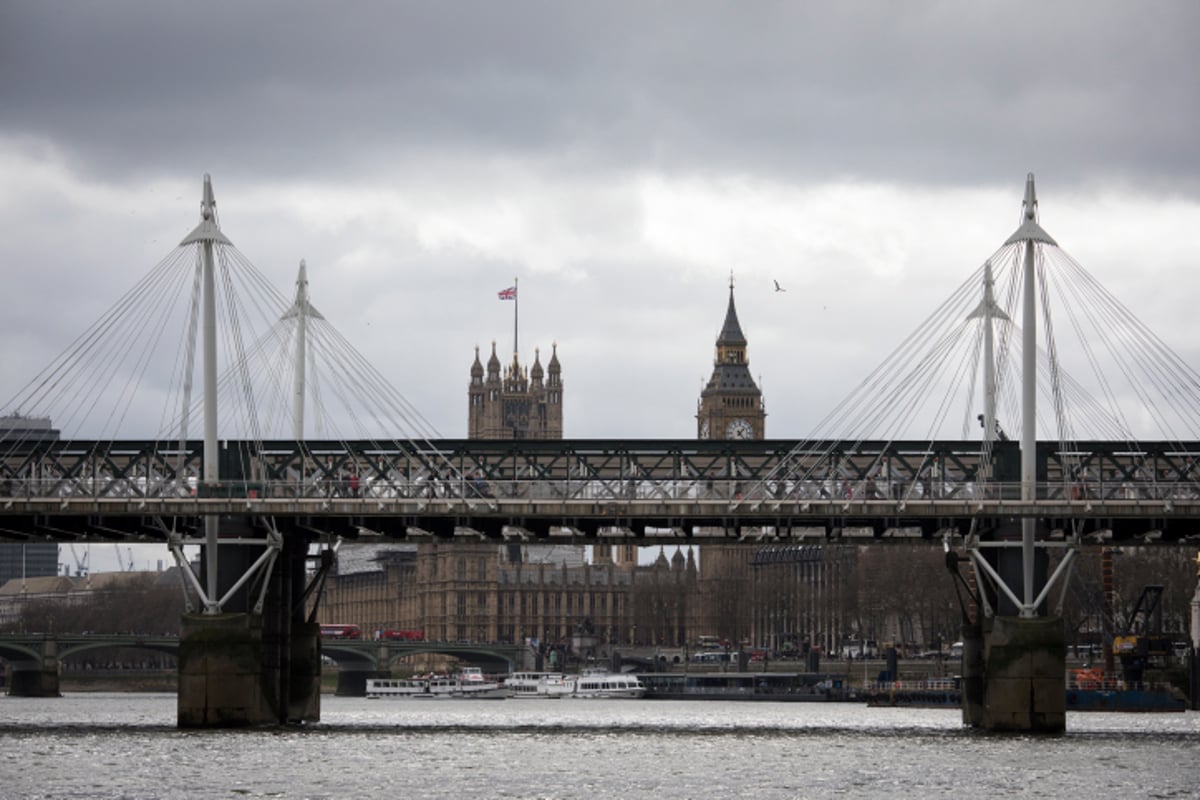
[773,280,786,292]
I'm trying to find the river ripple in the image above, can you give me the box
[2,694,1199,799]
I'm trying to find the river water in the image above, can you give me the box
[2,694,1198,799]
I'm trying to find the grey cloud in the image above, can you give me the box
[2,2,1197,191]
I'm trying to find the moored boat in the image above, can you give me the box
[505,671,573,698]
[637,671,844,701]
[863,679,960,708]
[366,677,430,699]
[366,667,507,700]
[566,669,646,699]
[431,667,507,699]
[1065,672,1186,712]
[1066,686,1187,712]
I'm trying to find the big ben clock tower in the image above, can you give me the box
[694,276,764,649]
[697,277,765,440]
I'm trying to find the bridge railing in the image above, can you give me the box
[3,475,1198,505]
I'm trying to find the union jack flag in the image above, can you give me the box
[497,286,517,300]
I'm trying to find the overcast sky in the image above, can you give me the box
[3,3,1200,570]
[4,1,1200,446]
[5,1,1199,571]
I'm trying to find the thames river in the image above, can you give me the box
[2,694,1198,799]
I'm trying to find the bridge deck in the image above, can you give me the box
[2,438,1197,544]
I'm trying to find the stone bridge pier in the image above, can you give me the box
[334,664,387,697]
[329,643,394,696]
[962,616,1066,731]
[4,638,61,698]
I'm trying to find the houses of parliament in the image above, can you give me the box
[316,283,852,658]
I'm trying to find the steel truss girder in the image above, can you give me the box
[965,528,1079,619]
[6,438,1200,497]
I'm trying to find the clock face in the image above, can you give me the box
[699,420,710,440]
[726,418,754,439]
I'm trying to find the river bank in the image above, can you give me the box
[58,670,177,693]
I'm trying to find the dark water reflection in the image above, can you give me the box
[3,694,1198,799]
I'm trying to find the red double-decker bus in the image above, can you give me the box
[381,628,425,642]
[319,623,362,640]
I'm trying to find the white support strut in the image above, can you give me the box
[968,174,1077,619]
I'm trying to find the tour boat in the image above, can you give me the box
[366,668,507,700]
[565,670,646,699]
[365,678,430,699]
[429,667,507,699]
[636,671,843,701]
[505,671,574,698]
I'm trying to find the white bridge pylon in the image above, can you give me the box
[284,260,322,441]
[982,173,1074,618]
[737,170,1200,618]
[164,176,455,614]
[170,175,280,615]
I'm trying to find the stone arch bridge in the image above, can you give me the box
[0,633,523,698]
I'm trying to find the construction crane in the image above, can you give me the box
[1112,585,1174,684]
[68,543,89,577]
[113,544,134,572]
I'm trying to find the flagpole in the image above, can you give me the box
[513,276,519,360]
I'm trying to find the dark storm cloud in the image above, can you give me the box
[3,1,1198,191]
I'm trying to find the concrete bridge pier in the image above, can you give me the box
[278,536,320,723]
[178,610,272,726]
[976,615,1066,732]
[178,533,319,726]
[5,639,61,697]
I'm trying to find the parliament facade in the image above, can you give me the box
[317,288,855,660]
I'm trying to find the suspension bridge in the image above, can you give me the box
[1,173,1198,731]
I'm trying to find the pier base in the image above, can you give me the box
[177,528,320,727]
[975,615,1066,732]
[4,639,60,697]
[177,616,321,726]
[178,613,274,727]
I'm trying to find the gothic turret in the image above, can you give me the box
[486,341,501,380]
[470,346,484,384]
[530,348,544,386]
[548,343,561,385]
[468,342,563,439]
[654,547,670,570]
